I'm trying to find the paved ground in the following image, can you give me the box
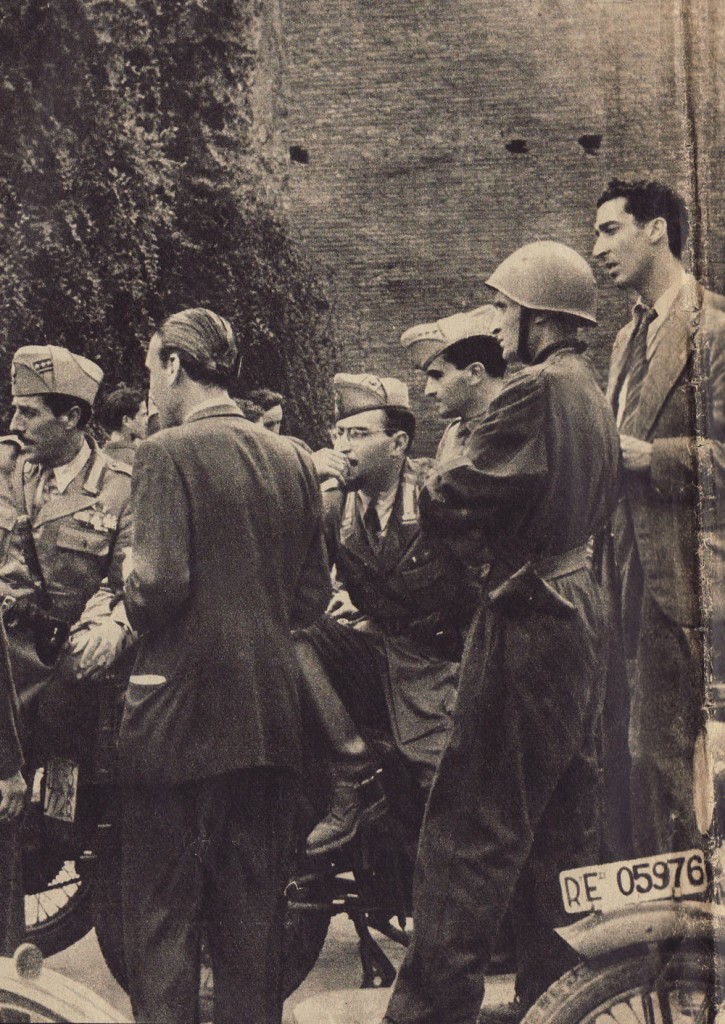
[47,917,514,1022]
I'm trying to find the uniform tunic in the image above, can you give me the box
[385,347,620,1024]
[0,435,131,956]
[306,457,469,779]
[0,435,131,760]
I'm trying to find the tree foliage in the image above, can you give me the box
[0,0,337,444]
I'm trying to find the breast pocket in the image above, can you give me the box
[56,524,111,559]
[54,524,112,593]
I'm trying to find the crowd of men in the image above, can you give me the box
[0,177,723,1024]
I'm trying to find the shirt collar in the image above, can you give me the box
[52,439,92,494]
[182,394,238,422]
[357,476,400,534]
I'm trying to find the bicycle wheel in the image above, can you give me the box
[24,858,94,957]
[522,942,724,1024]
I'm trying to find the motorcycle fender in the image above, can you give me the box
[556,900,725,963]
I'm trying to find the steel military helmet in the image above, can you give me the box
[485,241,598,325]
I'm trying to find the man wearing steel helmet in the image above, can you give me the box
[593,179,725,857]
[400,306,507,463]
[119,309,331,1024]
[0,345,133,956]
[384,242,620,1024]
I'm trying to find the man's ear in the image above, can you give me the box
[467,361,486,385]
[391,431,409,455]
[164,351,182,385]
[648,216,668,246]
[60,405,82,431]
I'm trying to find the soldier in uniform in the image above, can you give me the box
[297,374,470,856]
[383,243,620,1024]
[0,345,132,955]
[400,306,507,463]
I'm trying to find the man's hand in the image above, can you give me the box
[0,771,26,822]
[310,449,350,486]
[327,589,358,621]
[620,435,653,472]
[68,620,129,679]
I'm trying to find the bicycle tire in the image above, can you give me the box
[522,942,723,1024]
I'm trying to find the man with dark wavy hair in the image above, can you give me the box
[593,178,725,856]
[119,308,331,1024]
[99,386,148,465]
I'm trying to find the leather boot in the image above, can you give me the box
[306,763,386,857]
[296,638,385,855]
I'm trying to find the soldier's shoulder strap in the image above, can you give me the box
[102,456,132,477]
[80,440,131,499]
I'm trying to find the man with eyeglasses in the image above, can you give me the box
[296,373,469,856]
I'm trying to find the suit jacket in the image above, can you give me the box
[606,276,725,628]
[119,403,331,785]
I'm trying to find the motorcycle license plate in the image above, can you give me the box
[43,757,79,823]
[560,849,708,914]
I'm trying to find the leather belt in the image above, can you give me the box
[484,541,593,617]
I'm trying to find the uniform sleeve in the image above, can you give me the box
[420,370,548,538]
[123,441,191,634]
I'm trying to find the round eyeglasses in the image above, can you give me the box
[329,426,394,443]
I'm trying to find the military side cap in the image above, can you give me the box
[333,373,410,419]
[400,304,498,370]
[11,345,103,405]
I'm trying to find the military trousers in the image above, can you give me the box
[121,767,297,1024]
[629,588,705,856]
[385,567,605,1024]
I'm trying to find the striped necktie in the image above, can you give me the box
[619,303,658,433]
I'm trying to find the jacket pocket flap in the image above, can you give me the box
[56,524,110,557]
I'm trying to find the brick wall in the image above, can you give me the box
[279,0,723,453]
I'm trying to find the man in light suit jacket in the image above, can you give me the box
[593,179,725,856]
[119,308,331,1024]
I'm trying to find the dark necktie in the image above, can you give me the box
[619,303,658,433]
[363,502,382,550]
